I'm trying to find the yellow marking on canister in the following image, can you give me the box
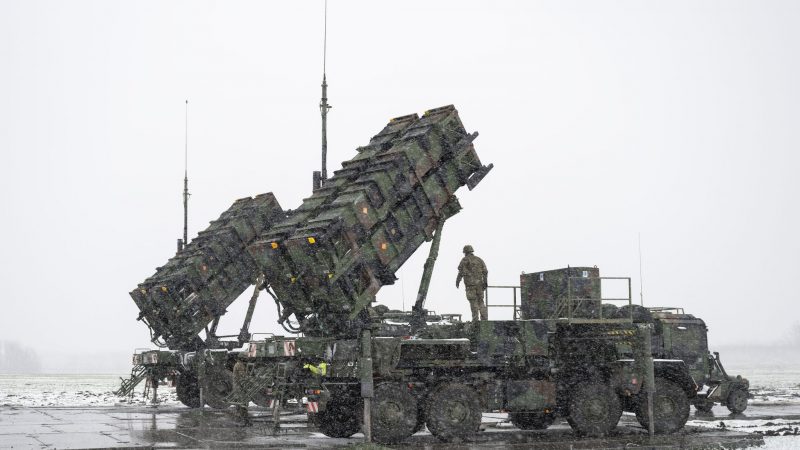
[307,237,316,244]
[270,242,279,249]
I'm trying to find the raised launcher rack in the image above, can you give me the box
[249,105,492,336]
[130,193,285,350]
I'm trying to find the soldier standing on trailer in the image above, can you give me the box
[232,359,251,426]
[456,245,488,321]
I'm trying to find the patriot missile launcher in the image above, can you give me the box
[130,193,285,351]
[248,105,490,337]
[129,105,490,350]
[123,105,700,446]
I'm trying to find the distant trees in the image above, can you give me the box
[0,340,42,374]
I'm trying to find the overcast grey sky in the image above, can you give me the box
[1,1,798,370]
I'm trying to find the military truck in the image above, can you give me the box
[241,280,697,443]
[122,106,697,444]
[646,308,749,414]
[516,268,749,415]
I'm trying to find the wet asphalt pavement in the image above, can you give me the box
[1,402,796,449]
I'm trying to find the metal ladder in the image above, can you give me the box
[225,363,290,433]
[269,363,290,434]
[114,365,148,397]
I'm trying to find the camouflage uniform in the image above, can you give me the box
[232,360,250,425]
[456,245,488,321]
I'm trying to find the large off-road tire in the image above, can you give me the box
[566,382,622,437]
[726,388,748,414]
[371,383,418,444]
[510,411,556,430]
[318,395,361,438]
[693,398,714,413]
[635,377,690,434]
[203,368,234,409]
[425,383,481,442]
[176,372,202,408]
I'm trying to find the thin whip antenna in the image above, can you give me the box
[319,0,332,185]
[182,100,190,247]
[638,232,644,306]
[400,269,406,312]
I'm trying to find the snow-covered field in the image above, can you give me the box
[685,366,800,449]
[0,374,180,407]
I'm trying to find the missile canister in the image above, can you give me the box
[249,105,492,336]
[130,193,285,350]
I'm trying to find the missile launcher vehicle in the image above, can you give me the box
[122,105,702,444]
[518,269,750,415]
[639,307,750,414]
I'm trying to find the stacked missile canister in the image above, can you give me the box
[129,105,491,345]
[130,193,285,350]
[248,105,491,336]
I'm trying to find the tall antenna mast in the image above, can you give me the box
[179,99,190,252]
[638,232,644,306]
[315,0,332,190]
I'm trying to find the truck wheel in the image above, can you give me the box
[510,411,555,430]
[319,395,361,438]
[726,388,748,414]
[176,372,202,408]
[635,377,690,433]
[693,398,714,413]
[372,383,418,444]
[425,383,481,442]
[204,368,234,409]
[566,383,621,437]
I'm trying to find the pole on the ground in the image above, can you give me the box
[360,326,374,442]
[271,393,282,435]
[198,356,205,414]
[639,323,656,438]
[150,376,159,405]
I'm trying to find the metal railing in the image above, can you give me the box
[486,277,634,323]
[559,276,632,323]
[485,285,521,320]
[646,306,685,315]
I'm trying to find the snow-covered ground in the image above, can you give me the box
[0,374,180,407]
[1,367,798,448]
[685,365,800,449]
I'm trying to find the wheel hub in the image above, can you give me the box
[586,398,608,421]
[447,401,468,422]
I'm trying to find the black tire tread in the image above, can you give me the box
[635,377,690,434]
[566,382,622,437]
[425,383,481,442]
[372,383,418,444]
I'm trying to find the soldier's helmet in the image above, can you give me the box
[463,245,474,254]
